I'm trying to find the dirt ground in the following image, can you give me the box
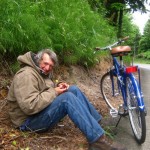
[0,58,113,150]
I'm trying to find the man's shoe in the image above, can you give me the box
[89,135,127,150]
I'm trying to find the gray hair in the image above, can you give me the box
[35,49,58,66]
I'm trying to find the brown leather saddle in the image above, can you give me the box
[111,46,131,57]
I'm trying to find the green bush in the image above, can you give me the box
[1,0,116,66]
[137,51,150,60]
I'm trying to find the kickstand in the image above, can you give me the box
[115,110,129,128]
[115,115,122,127]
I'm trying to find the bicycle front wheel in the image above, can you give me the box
[126,77,146,144]
[100,72,123,112]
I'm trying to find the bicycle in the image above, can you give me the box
[95,37,147,144]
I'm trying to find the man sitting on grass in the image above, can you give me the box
[7,49,127,150]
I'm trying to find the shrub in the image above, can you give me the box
[0,0,116,66]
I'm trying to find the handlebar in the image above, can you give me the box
[121,36,129,41]
[95,36,129,51]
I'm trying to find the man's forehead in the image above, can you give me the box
[42,53,53,63]
[42,53,50,60]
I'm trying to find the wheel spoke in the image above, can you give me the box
[101,72,123,115]
[126,77,146,144]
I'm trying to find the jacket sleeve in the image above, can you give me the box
[13,70,57,115]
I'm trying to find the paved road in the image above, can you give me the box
[135,63,150,69]
[115,64,150,150]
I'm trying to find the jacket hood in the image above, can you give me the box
[17,51,40,73]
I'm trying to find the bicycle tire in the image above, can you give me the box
[126,77,146,144]
[100,71,123,112]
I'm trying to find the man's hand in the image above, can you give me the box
[55,82,69,95]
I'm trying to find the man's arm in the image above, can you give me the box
[14,70,57,115]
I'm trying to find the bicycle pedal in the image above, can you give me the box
[110,109,118,118]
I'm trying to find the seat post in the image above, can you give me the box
[119,56,123,67]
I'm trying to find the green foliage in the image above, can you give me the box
[139,19,150,52]
[111,3,125,10]
[9,61,20,74]
[134,57,150,64]
[0,0,52,55]
[137,19,150,61]
[0,0,116,66]
[88,0,147,38]
[137,51,150,60]
[122,14,140,39]
[87,0,106,16]
[125,0,148,12]
[121,13,141,55]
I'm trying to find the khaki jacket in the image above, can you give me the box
[7,52,57,127]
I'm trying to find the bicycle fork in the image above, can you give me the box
[109,70,126,118]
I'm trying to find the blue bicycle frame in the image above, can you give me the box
[110,57,145,112]
[99,37,146,144]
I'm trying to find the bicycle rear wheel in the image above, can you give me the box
[126,77,146,144]
[101,71,123,113]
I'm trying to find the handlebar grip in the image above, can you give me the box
[121,36,129,41]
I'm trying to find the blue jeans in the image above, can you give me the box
[20,85,104,143]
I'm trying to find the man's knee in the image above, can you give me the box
[61,92,79,104]
[62,91,75,99]
[68,85,79,92]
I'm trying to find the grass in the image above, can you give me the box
[0,0,116,67]
[133,57,150,64]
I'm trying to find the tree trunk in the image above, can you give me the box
[117,9,123,38]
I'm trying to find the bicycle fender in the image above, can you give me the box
[127,73,145,111]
